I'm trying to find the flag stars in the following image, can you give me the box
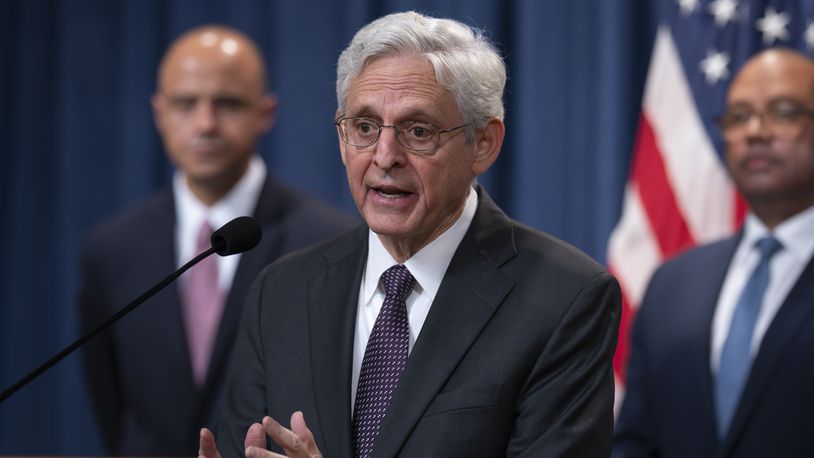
[755,7,790,44]
[678,0,699,16]
[708,0,739,27]
[700,49,730,85]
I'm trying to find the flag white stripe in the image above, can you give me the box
[608,182,663,306]
[644,27,735,243]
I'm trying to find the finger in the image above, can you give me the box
[289,411,322,457]
[199,428,221,458]
[244,422,266,450]
[245,445,285,458]
[262,416,310,457]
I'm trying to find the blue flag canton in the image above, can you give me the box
[668,0,814,159]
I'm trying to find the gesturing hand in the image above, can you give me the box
[246,412,323,458]
[198,411,322,458]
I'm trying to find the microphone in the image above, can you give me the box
[212,216,262,256]
[0,216,262,404]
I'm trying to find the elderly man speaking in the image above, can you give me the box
[201,11,621,458]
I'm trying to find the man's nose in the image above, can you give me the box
[372,126,406,170]
[192,102,218,132]
[744,112,771,139]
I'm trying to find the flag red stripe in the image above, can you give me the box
[734,192,748,229]
[632,114,696,258]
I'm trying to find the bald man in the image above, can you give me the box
[614,49,814,457]
[78,26,357,455]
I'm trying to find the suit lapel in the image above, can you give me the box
[373,189,517,457]
[721,255,814,455]
[199,177,291,424]
[149,195,196,389]
[308,227,368,457]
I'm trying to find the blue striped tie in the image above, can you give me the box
[715,235,782,438]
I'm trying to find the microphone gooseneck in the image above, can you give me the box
[0,216,263,404]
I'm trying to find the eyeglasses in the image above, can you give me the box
[335,117,468,154]
[717,99,814,141]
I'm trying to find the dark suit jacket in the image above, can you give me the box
[78,174,359,456]
[218,187,621,457]
[614,235,814,458]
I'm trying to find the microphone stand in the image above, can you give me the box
[0,246,217,404]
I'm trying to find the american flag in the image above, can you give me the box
[608,0,814,401]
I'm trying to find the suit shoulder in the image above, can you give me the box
[82,191,173,254]
[259,225,366,281]
[511,220,609,282]
[259,182,359,230]
[649,236,738,283]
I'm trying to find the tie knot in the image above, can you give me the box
[196,220,214,251]
[755,235,782,261]
[382,264,415,301]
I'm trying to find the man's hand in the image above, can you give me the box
[199,422,266,458]
[198,412,322,458]
[199,428,221,458]
[246,412,323,458]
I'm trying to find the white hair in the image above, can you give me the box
[336,11,506,142]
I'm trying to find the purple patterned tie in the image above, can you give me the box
[182,221,225,386]
[353,264,415,458]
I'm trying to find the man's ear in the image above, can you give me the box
[336,113,350,166]
[472,118,505,176]
[150,93,165,133]
[257,93,279,133]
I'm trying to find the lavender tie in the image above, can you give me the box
[353,264,415,458]
[182,221,225,386]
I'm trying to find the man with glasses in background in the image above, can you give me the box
[614,48,814,458]
[199,11,621,457]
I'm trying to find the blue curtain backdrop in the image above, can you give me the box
[0,0,659,453]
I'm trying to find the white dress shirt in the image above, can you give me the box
[351,186,478,412]
[174,155,266,294]
[711,204,814,372]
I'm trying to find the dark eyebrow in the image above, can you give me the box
[766,96,805,106]
[166,94,197,102]
[725,97,807,112]
[724,101,752,111]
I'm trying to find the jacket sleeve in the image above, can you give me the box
[77,237,123,453]
[612,269,661,458]
[509,271,621,457]
[216,271,271,457]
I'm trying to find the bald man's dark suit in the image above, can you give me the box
[218,187,621,457]
[78,174,358,456]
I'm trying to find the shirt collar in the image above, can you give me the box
[740,204,814,262]
[360,186,478,306]
[173,156,266,266]
[174,155,267,230]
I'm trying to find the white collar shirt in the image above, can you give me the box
[174,155,266,293]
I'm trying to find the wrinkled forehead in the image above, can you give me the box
[347,55,454,113]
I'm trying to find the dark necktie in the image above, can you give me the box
[353,264,415,458]
[715,235,782,437]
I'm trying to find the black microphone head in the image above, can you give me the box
[211,216,262,256]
